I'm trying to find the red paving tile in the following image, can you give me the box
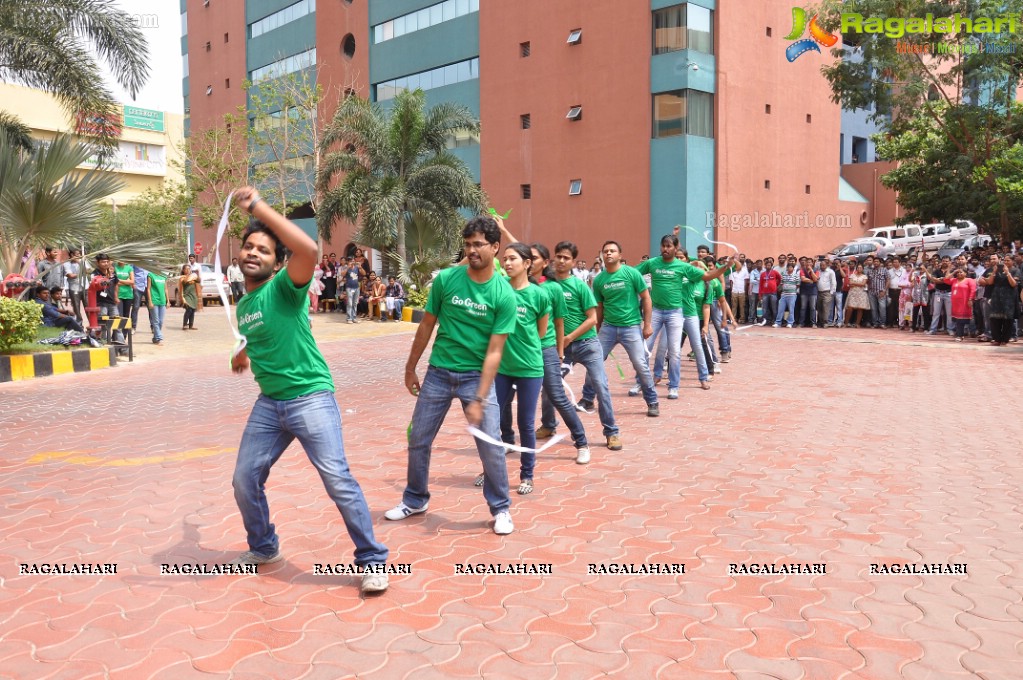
[1,328,1022,677]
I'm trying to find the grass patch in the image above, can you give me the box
[3,326,74,355]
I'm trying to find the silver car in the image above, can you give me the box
[937,235,992,260]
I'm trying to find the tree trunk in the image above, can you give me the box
[396,206,406,266]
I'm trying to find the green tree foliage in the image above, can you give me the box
[0,0,150,155]
[816,0,1023,237]
[317,89,486,265]
[92,182,190,248]
[176,111,251,239]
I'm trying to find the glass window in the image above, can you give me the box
[688,5,713,54]
[394,15,406,37]
[470,57,479,78]
[687,90,713,137]
[456,60,471,82]
[181,11,188,36]
[182,54,189,77]
[443,0,456,21]
[653,91,684,138]
[406,73,420,91]
[418,70,433,90]
[405,11,418,32]
[653,90,713,138]
[374,25,383,43]
[444,63,458,85]
[470,0,479,11]
[569,179,582,195]
[395,77,408,92]
[653,6,685,54]
[431,4,443,24]
[456,0,469,15]
[418,8,431,28]
[383,21,393,40]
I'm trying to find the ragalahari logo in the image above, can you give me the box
[785,7,838,61]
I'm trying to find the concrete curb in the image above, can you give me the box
[0,347,117,382]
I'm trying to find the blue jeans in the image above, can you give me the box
[562,337,618,437]
[582,323,658,406]
[495,374,543,480]
[747,293,760,322]
[539,346,588,447]
[869,291,887,326]
[149,304,165,342]
[775,294,796,325]
[642,308,683,389]
[404,366,510,514]
[681,314,710,382]
[830,291,844,325]
[761,293,778,325]
[929,291,952,333]
[233,390,388,565]
[798,293,817,327]
[710,303,731,353]
[346,288,359,321]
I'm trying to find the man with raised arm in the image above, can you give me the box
[228,186,390,593]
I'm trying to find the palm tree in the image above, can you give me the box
[316,89,486,265]
[0,135,177,277]
[0,0,150,151]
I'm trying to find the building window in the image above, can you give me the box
[520,41,531,57]
[342,34,356,59]
[373,0,479,44]
[205,41,211,52]
[180,11,187,37]
[566,106,582,121]
[444,129,479,149]
[806,114,812,123]
[250,0,316,39]
[765,104,771,114]
[764,180,770,189]
[373,57,479,101]
[250,47,317,82]
[652,90,713,138]
[206,85,213,95]
[520,114,531,129]
[225,78,230,88]
[569,179,582,195]
[567,28,582,44]
[766,27,772,37]
[805,185,811,194]
[182,54,189,78]
[653,4,713,55]
[521,184,531,199]
[224,32,229,43]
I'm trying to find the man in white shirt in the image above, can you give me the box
[816,259,837,328]
[227,257,245,302]
[727,263,749,324]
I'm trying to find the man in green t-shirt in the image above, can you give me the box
[581,240,659,417]
[386,217,518,536]
[548,241,621,454]
[114,260,135,320]
[145,271,168,345]
[227,187,390,593]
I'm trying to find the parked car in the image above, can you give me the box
[866,225,924,256]
[826,239,893,263]
[166,263,228,306]
[852,237,897,258]
[866,221,978,256]
[936,234,993,260]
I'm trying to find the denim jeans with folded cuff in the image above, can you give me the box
[539,346,589,448]
[581,323,657,406]
[403,366,510,515]
[233,390,388,565]
[557,337,618,437]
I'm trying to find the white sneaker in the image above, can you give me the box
[627,384,641,397]
[576,447,591,464]
[360,571,389,593]
[493,511,514,535]
[667,388,679,399]
[228,550,283,566]
[713,365,722,374]
[384,502,428,521]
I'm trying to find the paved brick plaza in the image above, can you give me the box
[1,314,1021,679]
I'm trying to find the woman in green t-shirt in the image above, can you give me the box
[475,243,549,495]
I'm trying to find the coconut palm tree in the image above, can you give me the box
[316,89,486,265]
[0,135,177,278]
[0,0,150,151]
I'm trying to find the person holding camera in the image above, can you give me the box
[980,255,1018,346]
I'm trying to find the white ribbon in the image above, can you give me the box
[559,361,594,413]
[467,426,566,454]
[212,192,247,360]
[679,224,740,254]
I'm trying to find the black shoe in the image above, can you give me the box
[647,403,660,417]
[575,399,594,412]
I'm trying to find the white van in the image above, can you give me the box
[867,225,924,256]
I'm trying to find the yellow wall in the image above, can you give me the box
[0,82,184,206]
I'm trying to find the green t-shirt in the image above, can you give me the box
[237,271,334,400]
[540,279,566,350]
[148,273,167,306]
[553,275,597,341]
[691,280,711,310]
[591,265,647,327]
[425,265,517,373]
[499,284,548,378]
[636,257,706,312]
[115,264,134,300]
[709,277,724,301]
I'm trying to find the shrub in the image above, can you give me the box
[0,297,43,352]
[406,285,429,309]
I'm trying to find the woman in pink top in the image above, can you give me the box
[949,269,977,342]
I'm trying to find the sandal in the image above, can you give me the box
[517,479,534,495]
[474,473,485,487]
